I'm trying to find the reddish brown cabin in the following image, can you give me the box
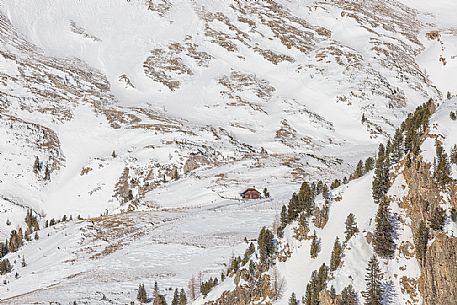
[240,188,261,199]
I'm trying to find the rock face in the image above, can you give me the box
[421,233,457,305]
[402,155,457,305]
[183,154,212,174]
[205,271,273,305]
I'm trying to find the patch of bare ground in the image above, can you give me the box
[143,37,212,90]
[145,0,172,17]
[88,213,145,259]
[219,71,275,112]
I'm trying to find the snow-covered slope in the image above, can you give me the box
[0,0,456,304]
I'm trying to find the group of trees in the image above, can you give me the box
[137,282,184,305]
[33,156,51,181]
[403,100,432,156]
[200,277,219,297]
[45,214,80,228]
[1,210,42,262]
[171,288,187,305]
[303,263,329,305]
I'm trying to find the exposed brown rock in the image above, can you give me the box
[402,154,457,305]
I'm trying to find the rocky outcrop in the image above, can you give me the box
[205,271,273,305]
[183,154,212,174]
[402,155,457,305]
[421,233,457,305]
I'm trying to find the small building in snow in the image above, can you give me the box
[240,187,261,200]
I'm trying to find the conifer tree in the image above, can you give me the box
[385,140,392,167]
[390,128,404,163]
[280,205,288,229]
[451,144,457,165]
[322,184,330,200]
[153,294,167,305]
[365,157,375,172]
[44,165,51,181]
[179,288,187,305]
[451,208,457,223]
[345,213,359,241]
[373,198,395,258]
[330,237,343,271]
[22,255,26,267]
[289,292,298,305]
[137,284,148,303]
[310,231,321,258]
[354,160,364,178]
[341,285,358,305]
[258,227,274,264]
[362,255,383,305]
[433,141,451,187]
[0,258,11,275]
[171,288,179,305]
[372,144,389,204]
[33,156,41,174]
[154,281,159,296]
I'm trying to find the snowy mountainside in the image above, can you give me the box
[199,98,457,305]
[0,0,456,304]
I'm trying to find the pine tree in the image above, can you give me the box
[34,231,39,240]
[258,227,274,263]
[390,128,404,164]
[171,288,179,305]
[354,160,364,178]
[372,144,390,204]
[22,255,26,267]
[280,205,288,229]
[154,281,159,297]
[289,292,298,305]
[0,258,11,275]
[33,156,41,174]
[451,208,457,222]
[433,141,451,187]
[373,198,395,258]
[44,165,51,181]
[345,213,359,241]
[137,284,148,303]
[341,285,358,305]
[112,150,117,158]
[330,237,343,271]
[451,144,457,165]
[263,187,270,198]
[179,288,187,305]
[153,294,167,305]
[310,231,321,258]
[362,255,383,305]
[365,157,375,172]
